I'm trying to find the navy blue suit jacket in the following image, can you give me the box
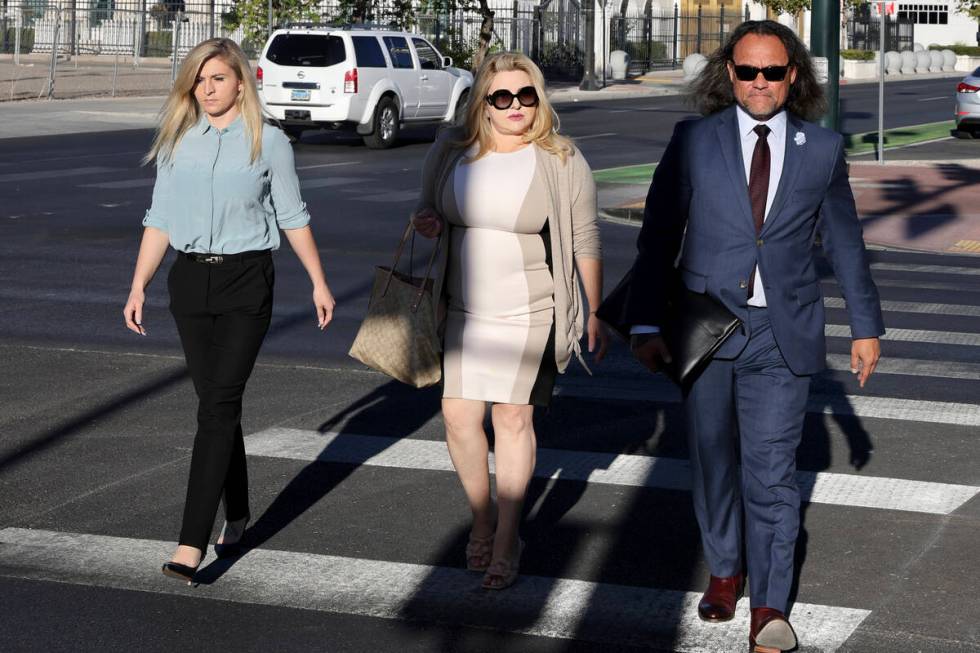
[624,105,885,375]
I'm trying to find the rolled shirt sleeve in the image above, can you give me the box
[264,128,311,230]
[141,160,173,233]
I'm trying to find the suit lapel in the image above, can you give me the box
[715,106,755,232]
[762,113,806,234]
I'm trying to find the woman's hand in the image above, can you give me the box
[412,207,443,239]
[587,313,609,363]
[123,288,147,336]
[313,283,336,331]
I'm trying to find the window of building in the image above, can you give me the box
[896,3,948,24]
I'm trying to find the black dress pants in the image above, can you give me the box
[168,251,273,551]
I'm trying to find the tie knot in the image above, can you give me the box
[753,124,771,139]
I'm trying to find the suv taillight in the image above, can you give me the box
[256,66,263,90]
[957,82,979,93]
[344,68,358,94]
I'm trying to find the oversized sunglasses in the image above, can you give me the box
[732,64,790,82]
[485,86,539,110]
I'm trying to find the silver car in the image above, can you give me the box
[954,67,980,138]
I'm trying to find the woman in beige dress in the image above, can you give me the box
[412,52,608,590]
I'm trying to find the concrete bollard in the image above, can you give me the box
[941,49,957,71]
[928,50,943,72]
[682,53,707,81]
[914,50,931,73]
[913,42,924,52]
[885,51,902,75]
[900,50,916,74]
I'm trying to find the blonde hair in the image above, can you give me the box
[144,38,264,165]
[457,51,573,163]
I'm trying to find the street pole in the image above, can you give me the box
[600,0,607,88]
[579,0,599,90]
[811,0,841,131]
[877,2,885,164]
[268,0,273,37]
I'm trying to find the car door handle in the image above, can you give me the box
[420,75,428,81]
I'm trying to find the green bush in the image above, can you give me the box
[928,44,980,56]
[626,40,670,62]
[841,49,875,61]
[2,27,34,54]
[144,31,172,57]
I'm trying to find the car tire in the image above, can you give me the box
[283,125,305,143]
[453,90,470,125]
[952,128,975,140]
[363,97,400,149]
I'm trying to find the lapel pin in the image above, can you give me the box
[794,131,806,146]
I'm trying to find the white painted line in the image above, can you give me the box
[79,178,155,189]
[0,166,119,183]
[825,324,980,346]
[245,429,979,515]
[825,352,980,380]
[853,276,979,292]
[295,161,360,170]
[575,132,618,140]
[0,527,871,652]
[299,177,368,189]
[824,296,980,318]
[552,383,980,427]
[871,262,980,277]
[917,96,948,101]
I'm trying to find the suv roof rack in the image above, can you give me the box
[279,21,399,31]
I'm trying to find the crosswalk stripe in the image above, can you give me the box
[244,429,979,515]
[0,166,119,183]
[824,353,980,380]
[0,527,871,652]
[825,324,980,346]
[554,378,980,427]
[78,178,155,189]
[824,296,980,318]
[870,262,980,277]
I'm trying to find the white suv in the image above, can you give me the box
[257,24,473,148]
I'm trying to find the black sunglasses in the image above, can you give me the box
[732,64,790,82]
[485,86,539,110]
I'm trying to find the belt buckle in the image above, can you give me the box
[203,255,223,264]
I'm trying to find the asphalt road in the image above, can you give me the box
[1,82,979,652]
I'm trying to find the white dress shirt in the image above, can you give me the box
[630,106,787,336]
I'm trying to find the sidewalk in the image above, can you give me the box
[598,154,980,256]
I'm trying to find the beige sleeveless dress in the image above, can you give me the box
[441,144,557,406]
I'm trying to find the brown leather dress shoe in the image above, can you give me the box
[697,573,744,622]
[749,607,797,653]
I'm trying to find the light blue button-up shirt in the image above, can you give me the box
[143,115,310,254]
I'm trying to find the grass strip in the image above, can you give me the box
[593,163,657,184]
[843,120,956,155]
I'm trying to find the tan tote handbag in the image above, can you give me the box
[348,221,443,388]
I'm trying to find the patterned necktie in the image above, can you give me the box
[747,124,770,299]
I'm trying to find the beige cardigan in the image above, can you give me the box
[416,127,602,374]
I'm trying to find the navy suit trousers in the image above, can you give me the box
[686,307,810,613]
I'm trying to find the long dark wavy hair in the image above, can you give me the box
[689,20,827,122]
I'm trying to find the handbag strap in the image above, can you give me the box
[382,218,442,313]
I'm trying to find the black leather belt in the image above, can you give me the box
[180,250,271,265]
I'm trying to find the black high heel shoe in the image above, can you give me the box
[213,515,249,559]
[161,560,200,585]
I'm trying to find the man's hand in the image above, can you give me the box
[851,337,881,388]
[411,207,443,239]
[631,333,672,373]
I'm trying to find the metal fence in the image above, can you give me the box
[845,13,915,52]
[610,4,751,74]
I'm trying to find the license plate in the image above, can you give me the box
[291,89,311,102]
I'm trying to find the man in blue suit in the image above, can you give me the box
[623,20,884,653]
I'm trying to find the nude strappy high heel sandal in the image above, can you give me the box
[481,539,524,590]
[465,532,495,572]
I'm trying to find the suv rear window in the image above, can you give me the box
[351,36,387,68]
[383,36,415,69]
[266,34,346,67]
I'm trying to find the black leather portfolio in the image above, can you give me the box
[596,269,742,390]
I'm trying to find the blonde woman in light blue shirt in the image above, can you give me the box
[122,37,335,584]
